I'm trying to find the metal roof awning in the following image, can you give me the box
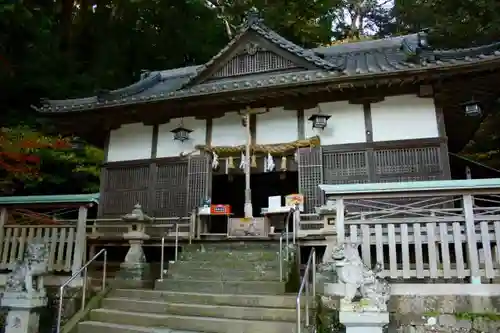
[319,178,500,196]
[0,193,100,206]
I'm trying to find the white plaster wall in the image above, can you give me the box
[211,112,247,147]
[107,123,153,162]
[256,107,298,144]
[371,95,439,142]
[157,117,207,157]
[304,101,366,145]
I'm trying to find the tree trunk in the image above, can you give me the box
[60,0,74,51]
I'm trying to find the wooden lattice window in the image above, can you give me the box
[154,161,188,217]
[186,155,211,213]
[298,147,323,214]
[211,48,297,79]
[374,147,442,180]
[101,165,150,216]
[323,150,369,183]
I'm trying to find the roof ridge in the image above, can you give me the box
[98,72,162,101]
[248,22,336,69]
[180,12,338,88]
[431,40,500,54]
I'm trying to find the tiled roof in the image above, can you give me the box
[315,34,500,75]
[36,24,500,113]
[314,35,420,75]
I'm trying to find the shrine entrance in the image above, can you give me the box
[210,171,298,233]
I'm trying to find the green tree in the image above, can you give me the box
[394,0,500,47]
[0,0,227,195]
[329,0,396,40]
[205,0,340,47]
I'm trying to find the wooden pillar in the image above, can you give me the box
[71,205,88,277]
[463,194,480,283]
[335,198,345,243]
[434,97,451,180]
[0,207,6,249]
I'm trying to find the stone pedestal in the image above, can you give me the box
[339,301,389,333]
[117,230,151,285]
[339,310,389,333]
[1,292,47,333]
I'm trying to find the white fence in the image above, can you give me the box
[320,179,500,282]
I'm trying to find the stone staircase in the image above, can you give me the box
[78,242,299,333]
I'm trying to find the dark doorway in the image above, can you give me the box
[211,171,299,218]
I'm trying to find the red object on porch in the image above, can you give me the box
[210,204,231,215]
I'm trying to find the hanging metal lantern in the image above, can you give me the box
[461,99,482,117]
[171,123,192,142]
[71,136,85,150]
[417,30,429,48]
[308,114,331,130]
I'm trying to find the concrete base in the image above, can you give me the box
[117,262,151,280]
[116,262,152,288]
[5,309,40,333]
[1,292,48,333]
[339,311,389,333]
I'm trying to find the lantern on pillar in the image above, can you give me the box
[308,114,331,130]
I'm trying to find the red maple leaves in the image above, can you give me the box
[0,128,72,179]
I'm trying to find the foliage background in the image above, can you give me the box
[1,0,500,196]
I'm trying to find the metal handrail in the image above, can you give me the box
[286,207,292,248]
[279,235,283,281]
[56,248,107,333]
[160,220,189,281]
[296,247,316,333]
[279,208,295,281]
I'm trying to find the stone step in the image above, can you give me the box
[88,309,296,333]
[108,289,299,308]
[173,259,281,270]
[102,298,296,322]
[179,251,279,262]
[167,266,282,281]
[155,279,285,295]
[183,242,281,253]
[79,321,201,333]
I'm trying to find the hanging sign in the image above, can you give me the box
[286,194,304,205]
[210,204,231,215]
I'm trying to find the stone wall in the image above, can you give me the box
[389,295,500,333]
[319,295,500,333]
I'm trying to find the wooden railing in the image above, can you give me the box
[298,213,324,234]
[82,214,319,240]
[83,217,191,239]
[0,224,77,272]
[320,179,500,282]
[0,203,193,277]
[0,206,329,277]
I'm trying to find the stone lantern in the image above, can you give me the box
[117,203,152,286]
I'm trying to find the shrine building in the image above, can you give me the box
[35,12,500,225]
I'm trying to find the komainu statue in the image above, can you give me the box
[324,242,390,311]
[5,242,50,295]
